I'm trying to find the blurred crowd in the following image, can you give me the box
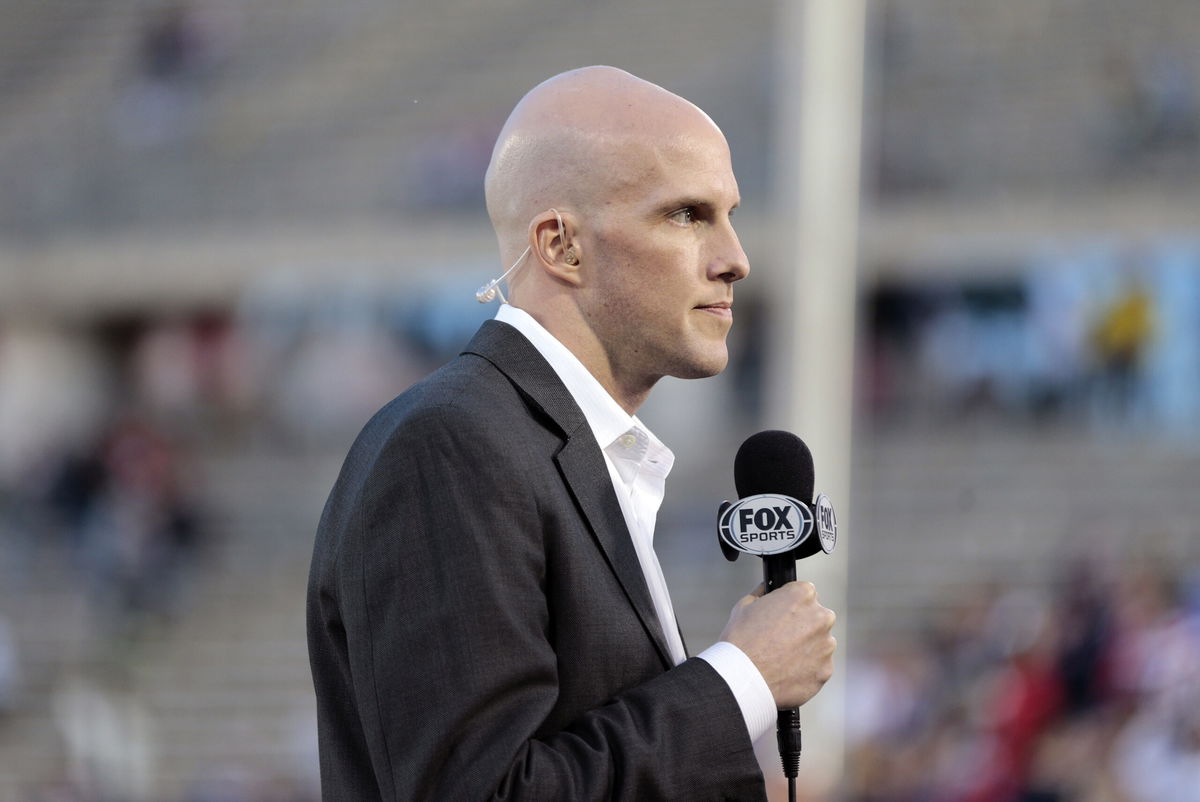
[0,279,464,800]
[844,557,1200,802]
[866,246,1200,434]
[37,416,202,636]
[3,261,1199,798]
[0,275,471,627]
[0,0,1195,798]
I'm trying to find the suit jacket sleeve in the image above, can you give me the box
[308,392,766,801]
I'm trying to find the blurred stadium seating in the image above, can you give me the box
[0,0,1197,800]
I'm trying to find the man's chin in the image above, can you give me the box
[671,351,729,380]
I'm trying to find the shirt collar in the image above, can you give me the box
[494,305,670,465]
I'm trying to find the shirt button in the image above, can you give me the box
[619,433,637,449]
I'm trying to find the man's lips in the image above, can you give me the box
[696,301,733,319]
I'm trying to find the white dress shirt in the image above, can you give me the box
[494,304,776,745]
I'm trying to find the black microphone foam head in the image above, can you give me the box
[734,430,814,502]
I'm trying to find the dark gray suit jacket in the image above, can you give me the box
[307,320,766,800]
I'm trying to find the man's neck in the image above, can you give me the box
[503,303,655,415]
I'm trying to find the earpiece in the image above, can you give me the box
[475,208,575,304]
[476,246,530,304]
[552,209,567,254]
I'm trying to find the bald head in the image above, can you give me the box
[484,66,725,253]
[479,67,748,412]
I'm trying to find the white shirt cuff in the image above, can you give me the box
[697,641,777,744]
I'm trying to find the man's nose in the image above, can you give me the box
[711,223,750,283]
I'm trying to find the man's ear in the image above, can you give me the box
[530,210,582,285]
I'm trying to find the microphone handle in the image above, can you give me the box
[763,553,802,782]
[763,553,796,593]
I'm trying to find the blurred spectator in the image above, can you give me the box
[111,1,234,149]
[844,556,1200,802]
[235,279,440,445]
[1089,274,1156,423]
[130,313,253,435]
[45,446,108,552]
[0,326,109,490]
[1115,692,1200,802]
[110,420,195,620]
[273,324,423,446]
[50,672,155,802]
[864,283,936,419]
[62,416,204,635]
[140,4,207,83]
[862,242,1200,432]
[1055,563,1114,718]
[845,637,933,746]
[1024,267,1090,423]
[131,320,204,428]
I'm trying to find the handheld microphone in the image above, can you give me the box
[718,431,837,578]
[716,430,838,798]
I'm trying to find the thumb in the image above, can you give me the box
[736,583,766,608]
[734,595,757,612]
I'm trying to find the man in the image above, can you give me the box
[307,66,836,800]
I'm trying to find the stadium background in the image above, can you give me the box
[0,0,1198,800]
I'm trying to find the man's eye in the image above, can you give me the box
[669,208,696,225]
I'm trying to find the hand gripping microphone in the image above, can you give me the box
[717,430,838,800]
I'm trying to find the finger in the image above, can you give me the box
[791,581,817,602]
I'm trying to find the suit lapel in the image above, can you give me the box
[463,321,675,669]
[554,437,674,669]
